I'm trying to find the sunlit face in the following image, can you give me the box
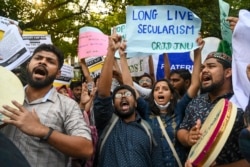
[26,51,60,88]
[153,81,172,105]
[200,58,228,93]
[138,76,152,89]
[170,73,187,96]
[114,89,136,119]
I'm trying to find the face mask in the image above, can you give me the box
[154,100,170,111]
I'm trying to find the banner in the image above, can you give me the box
[126,5,201,55]
[231,10,250,109]
[117,56,150,77]
[153,52,194,80]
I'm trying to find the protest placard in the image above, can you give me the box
[78,26,108,59]
[53,64,74,87]
[126,5,201,55]
[22,31,52,56]
[0,25,30,70]
[219,0,232,51]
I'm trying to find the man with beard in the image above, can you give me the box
[0,44,93,167]
[93,34,158,167]
[177,52,248,166]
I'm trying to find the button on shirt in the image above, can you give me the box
[1,87,91,167]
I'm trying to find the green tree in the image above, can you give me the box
[0,0,92,57]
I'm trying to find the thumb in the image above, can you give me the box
[196,119,202,129]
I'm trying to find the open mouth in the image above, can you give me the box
[202,75,211,82]
[33,66,48,78]
[120,100,129,111]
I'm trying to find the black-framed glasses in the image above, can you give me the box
[115,91,132,98]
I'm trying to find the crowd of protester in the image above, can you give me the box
[0,8,250,167]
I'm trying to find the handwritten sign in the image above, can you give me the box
[126,5,201,54]
[78,26,108,59]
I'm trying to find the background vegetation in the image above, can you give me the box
[0,0,249,59]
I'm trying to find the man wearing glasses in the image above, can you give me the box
[93,33,160,167]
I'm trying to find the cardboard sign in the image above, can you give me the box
[126,5,201,55]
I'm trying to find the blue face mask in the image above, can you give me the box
[154,100,170,111]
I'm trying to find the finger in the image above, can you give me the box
[0,109,18,120]
[1,117,16,124]
[196,119,202,129]
[2,105,22,116]
[11,100,24,112]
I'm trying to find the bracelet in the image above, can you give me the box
[40,127,54,142]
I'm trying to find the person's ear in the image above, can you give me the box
[185,79,191,89]
[225,68,232,78]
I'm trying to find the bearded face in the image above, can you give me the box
[26,51,60,88]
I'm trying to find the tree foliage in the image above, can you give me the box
[0,0,249,59]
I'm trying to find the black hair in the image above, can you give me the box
[69,81,82,90]
[148,79,180,115]
[216,59,231,69]
[32,44,64,69]
[170,69,191,81]
[112,84,136,102]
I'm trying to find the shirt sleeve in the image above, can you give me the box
[63,99,92,141]
[93,95,114,131]
[133,81,151,99]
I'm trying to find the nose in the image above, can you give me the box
[38,58,47,65]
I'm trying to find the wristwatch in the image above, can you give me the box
[40,127,54,142]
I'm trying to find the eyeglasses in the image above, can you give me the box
[139,78,152,85]
[115,91,132,98]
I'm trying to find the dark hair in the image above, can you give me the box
[69,81,82,90]
[112,84,136,102]
[170,69,191,81]
[32,44,64,69]
[216,59,231,69]
[148,79,179,115]
[137,73,154,83]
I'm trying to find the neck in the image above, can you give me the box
[26,85,52,102]
[208,88,232,102]
[123,112,136,123]
[208,80,233,102]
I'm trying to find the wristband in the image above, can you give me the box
[40,127,54,142]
